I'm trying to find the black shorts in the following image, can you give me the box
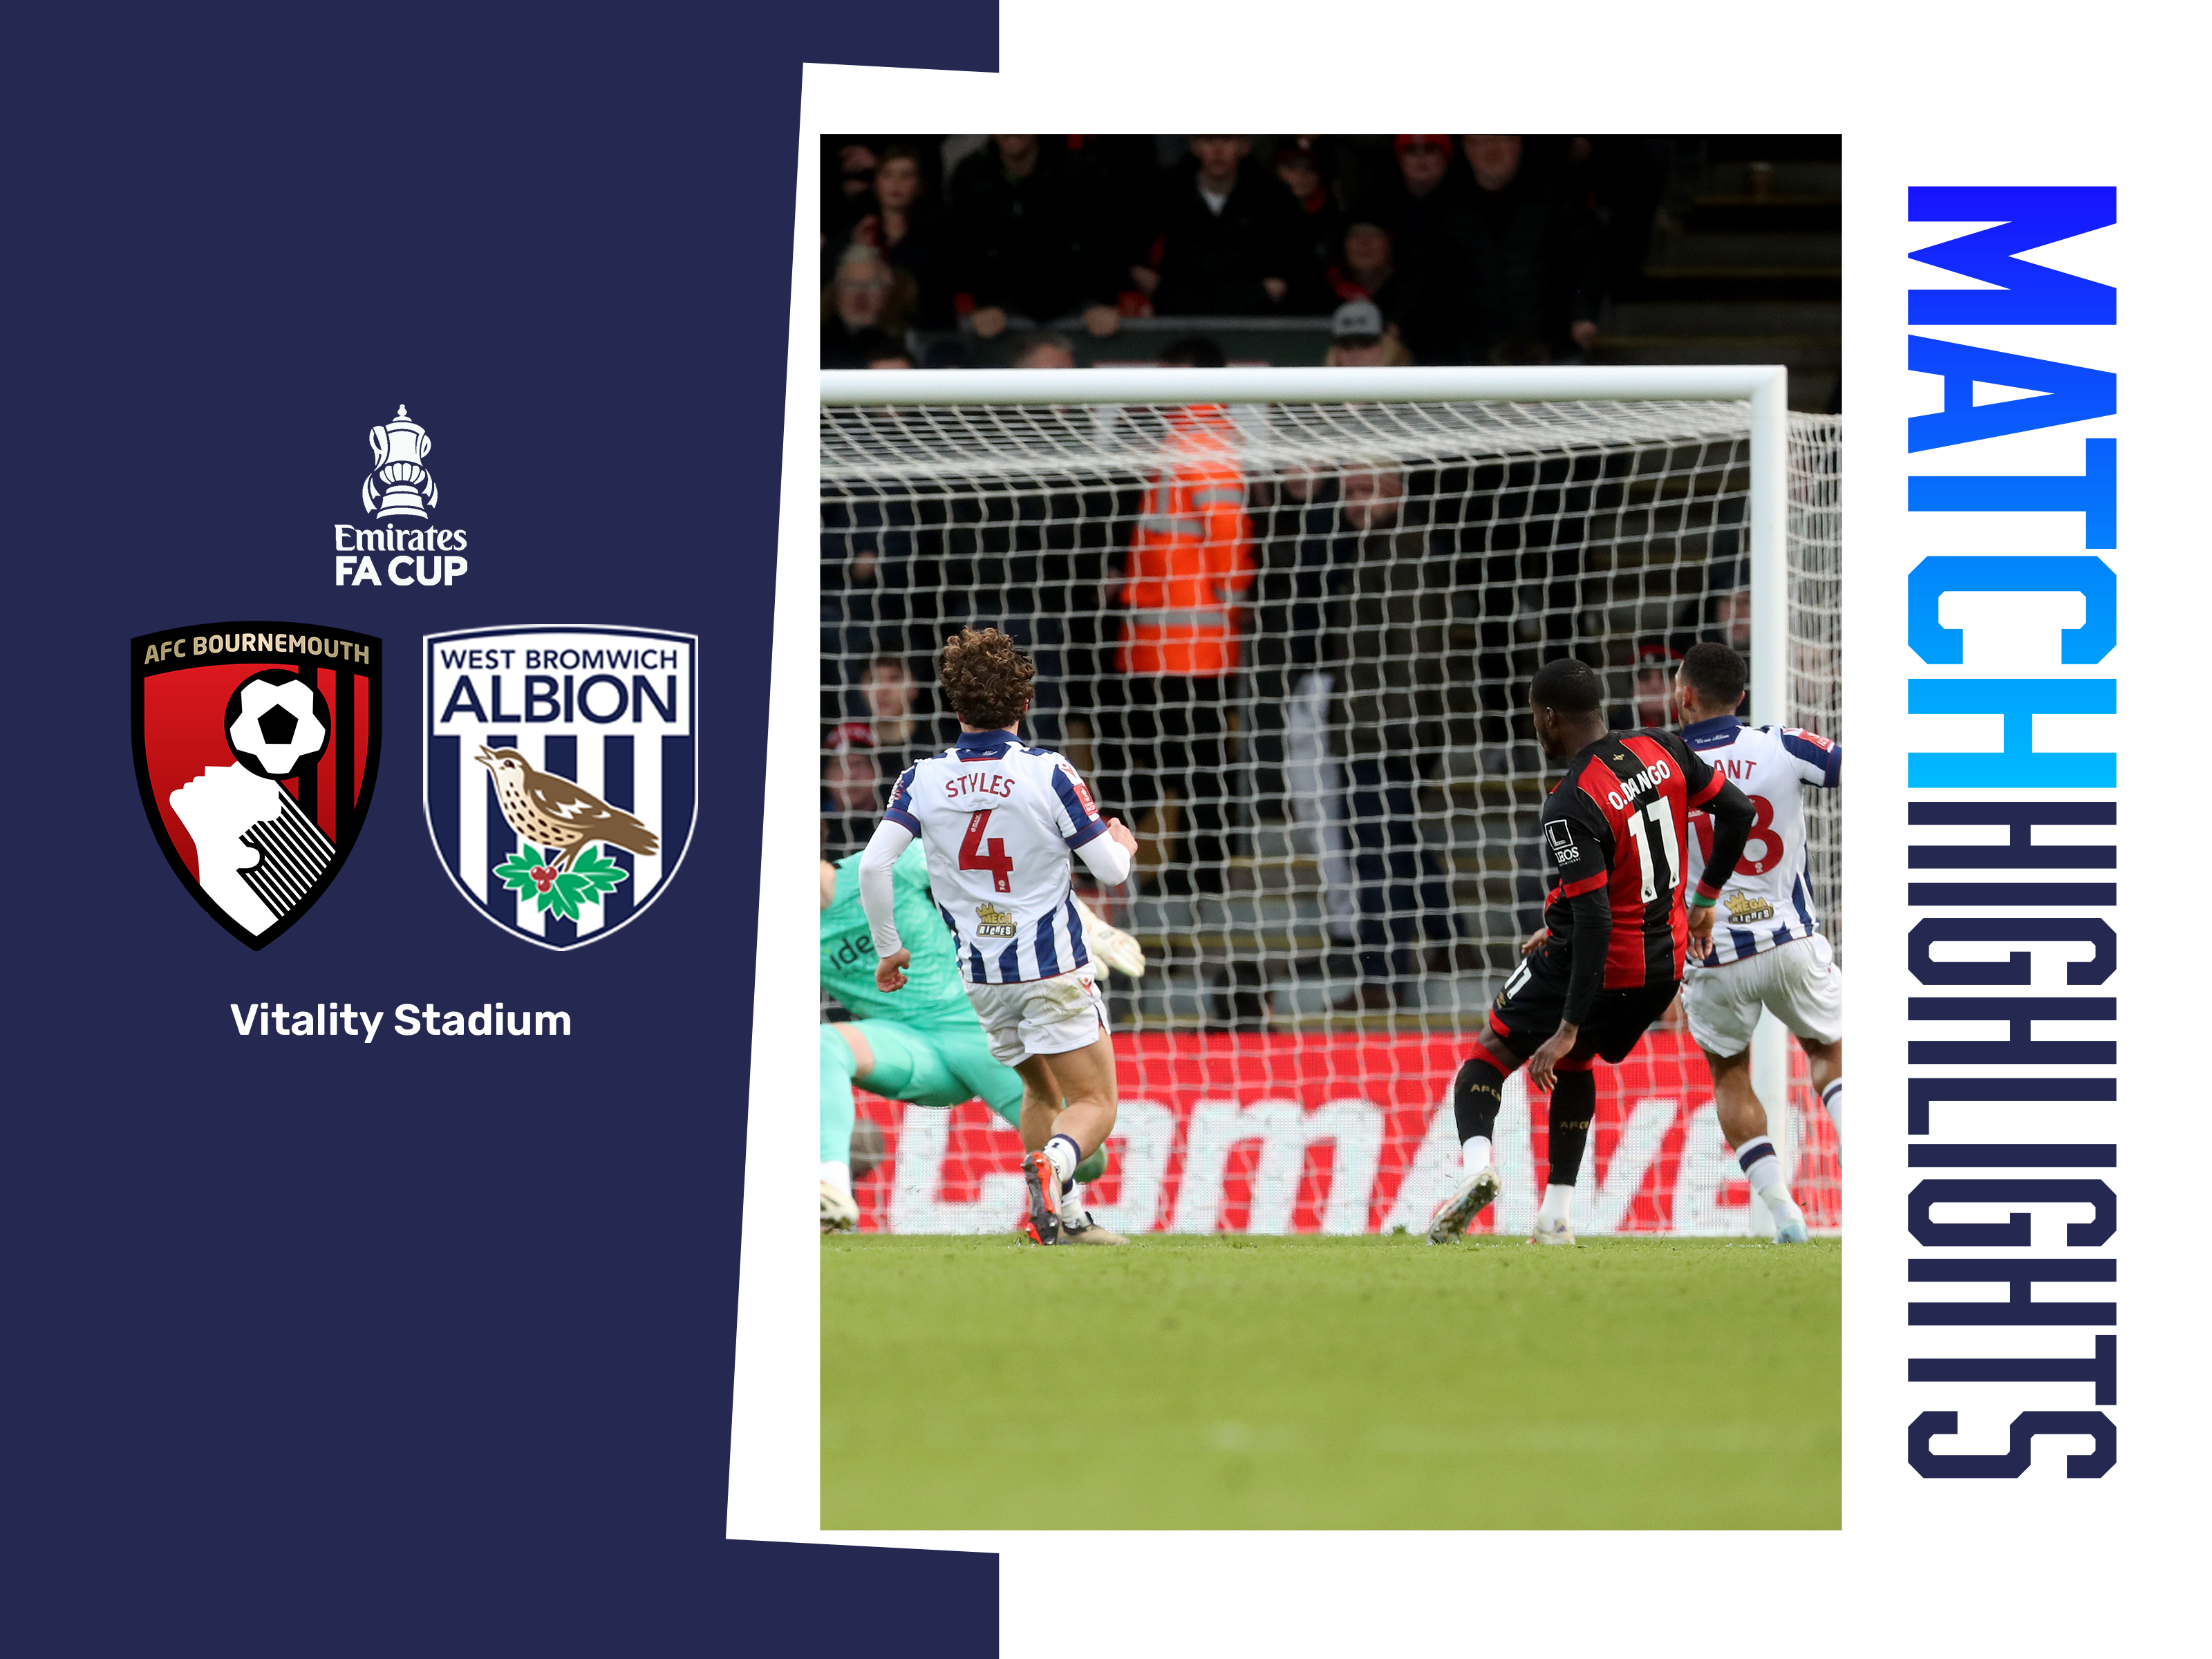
[1486,947,1678,1067]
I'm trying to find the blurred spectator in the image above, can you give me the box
[1393,133,1452,202]
[865,343,916,370]
[1487,334,1554,366]
[822,135,944,252]
[1613,641,1680,729]
[830,140,881,214]
[1317,467,1465,1007]
[1712,587,1753,653]
[821,721,882,856]
[1369,135,1463,365]
[822,244,915,368]
[1012,330,1077,369]
[1563,136,1669,305]
[1135,136,1313,318]
[846,144,956,328]
[1253,467,1358,954]
[1098,339,1255,894]
[859,655,924,758]
[1447,135,1604,360]
[1154,334,1226,369]
[1327,220,1409,328]
[948,136,1123,340]
[1274,142,1344,301]
[1324,299,1411,367]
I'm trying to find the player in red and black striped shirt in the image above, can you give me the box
[1428,657,1756,1245]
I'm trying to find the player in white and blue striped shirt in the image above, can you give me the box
[1676,644,1845,1242]
[860,628,1139,1245]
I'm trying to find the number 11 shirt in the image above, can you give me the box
[883,730,1107,985]
[1541,728,1730,993]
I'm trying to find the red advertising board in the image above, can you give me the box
[852,1030,1841,1236]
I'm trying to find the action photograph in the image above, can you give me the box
[812,132,1844,1528]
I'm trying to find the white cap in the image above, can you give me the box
[1331,299,1385,339]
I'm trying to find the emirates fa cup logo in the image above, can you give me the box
[363,404,438,519]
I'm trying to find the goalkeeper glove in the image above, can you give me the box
[1074,896,1147,979]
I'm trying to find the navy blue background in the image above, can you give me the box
[15,10,997,1653]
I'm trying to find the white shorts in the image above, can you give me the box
[965,969,1110,1067]
[1683,933,1843,1058]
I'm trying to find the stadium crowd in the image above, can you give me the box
[821,135,1795,1024]
[824,435,1759,1018]
[822,134,1668,369]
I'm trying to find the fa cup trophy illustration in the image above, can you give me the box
[363,404,438,519]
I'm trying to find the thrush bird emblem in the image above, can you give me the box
[474,746,660,872]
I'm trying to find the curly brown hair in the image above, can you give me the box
[939,628,1035,729]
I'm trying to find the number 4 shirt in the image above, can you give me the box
[1541,728,1730,991]
[883,730,1111,984]
[1678,715,1842,966]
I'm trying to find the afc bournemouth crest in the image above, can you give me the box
[424,625,696,950]
[132,623,382,949]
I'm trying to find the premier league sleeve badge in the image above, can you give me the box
[131,622,381,948]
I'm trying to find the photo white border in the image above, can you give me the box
[737,9,2203,1649]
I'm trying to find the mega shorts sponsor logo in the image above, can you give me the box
[332,404,471,588]
[424,625,696,950]
[133,622,381,949]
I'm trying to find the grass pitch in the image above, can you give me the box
[823,1234,1838,1530]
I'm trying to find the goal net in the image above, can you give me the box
[821,369,1841,1237]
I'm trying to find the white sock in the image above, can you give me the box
[1821,1080,1844,1147]
[1736,1135,1790,1207]
[1044,1134,1081,1184]
[820,1159,852,1192]
[1537,1184,1573,1227]
[1461,1134,1493,1173]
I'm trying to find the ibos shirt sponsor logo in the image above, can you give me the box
[332,404,471,589]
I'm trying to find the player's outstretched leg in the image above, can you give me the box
[972,1047,1119,1241]
[1703,1045,1808,1242]
[1428,1052,1512,1244]
[1013,1035,1120,1246]
[1804,1036,1844,1152]
[820,1025,862,1233]
[1531,1065,1596,1245]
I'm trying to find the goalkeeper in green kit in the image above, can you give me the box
[819,843,1144,1241]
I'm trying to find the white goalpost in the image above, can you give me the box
[820,366,1840,1238]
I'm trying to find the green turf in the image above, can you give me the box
[823,1233,1839,1530]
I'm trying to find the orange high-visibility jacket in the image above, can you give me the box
[1116,406,1256,677]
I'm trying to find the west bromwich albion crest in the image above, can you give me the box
[424,625,695,949]
[132,622,382,949]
